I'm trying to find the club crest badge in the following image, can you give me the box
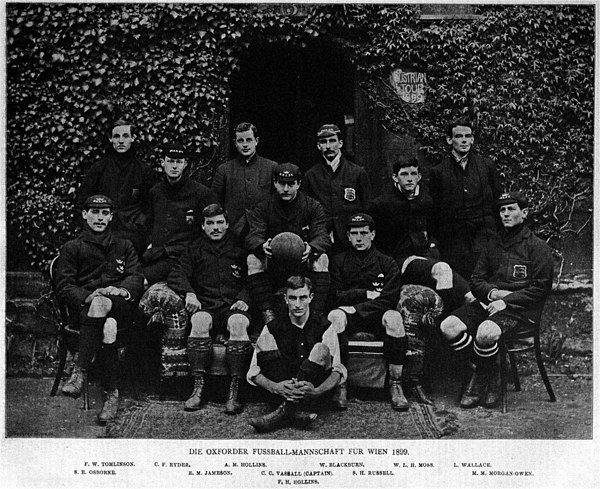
[513,264,528,280]
[231,264,241,279]
[115,258,125,274]
[344,187,356,202]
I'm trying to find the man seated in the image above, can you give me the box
[328,213,409,411]
[245,163,331,321]
[440,191,553,409]
[142,142,215,286]
[55,195,144,423]
[367,156,474,315]
[247,276,346,433]
[167,204,253,414]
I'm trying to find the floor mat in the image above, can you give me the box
[106,398,458,440]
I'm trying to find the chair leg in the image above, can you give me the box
[50,341,68,396]
[82,376,90,410]
[534,333,556,402]
[158,377,166,401]
[500,342,508,413]
[508,350,521,392]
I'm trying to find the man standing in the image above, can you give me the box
[328,213,409,411]
[168,204,252,414]
[302,124,371,253]
[429,119,502,279]
[440,192,553,409]
[245,163,331,320]
[142,143,215,285]
[212,122,278,238]
[76,119,155,257]
[55,195,144,423]
[247,276,346,432]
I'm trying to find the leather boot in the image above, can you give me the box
[331,382,348,410]
[225,376,243,415]
[224,341,252,415]
[460,367,489,408]
[97,388,119,424]
[288,403,318,428]
[389,364,409,411]
[249,401,290,433]
[184,374,206,411]
[62,366,87,398]
[185,337,212,411]
[482,356,502,408]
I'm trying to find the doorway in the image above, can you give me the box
[229,39,355,173]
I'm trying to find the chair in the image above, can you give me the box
[48,256,90,409]
[499,322,556,413]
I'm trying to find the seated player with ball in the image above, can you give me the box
[245,163,331,322]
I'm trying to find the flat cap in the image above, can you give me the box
[274,163,301,182]
[497,191,528,208]
[347,213,375,229]
[163,143,187,159]
[84,195,113,209]
[317,124,341,138]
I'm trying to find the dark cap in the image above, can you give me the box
[497,191,528,208]
[84,195,113,209]
[347,213,375,229]
[317,124,341,138]
[274,163,301,182]
[163,143,187,159]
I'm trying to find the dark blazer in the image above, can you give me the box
[168,232,250,310]
[245,193,330,257]
[56,229,144,310]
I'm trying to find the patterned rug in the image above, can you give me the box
[106,397,458,440]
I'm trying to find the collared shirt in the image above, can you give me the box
[324,151,342,173]
[246,320,347,386]
[452,150,469,170]
[394,183,420,200]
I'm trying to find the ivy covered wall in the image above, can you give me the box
[6,4,594,268]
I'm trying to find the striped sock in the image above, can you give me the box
[449,331,473,352]
[474,341,499,358]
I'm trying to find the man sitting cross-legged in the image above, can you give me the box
[167,204,253,414]
[55,195,144,424]
[247,276,346,433]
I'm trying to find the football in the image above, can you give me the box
[270,232,305,263]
